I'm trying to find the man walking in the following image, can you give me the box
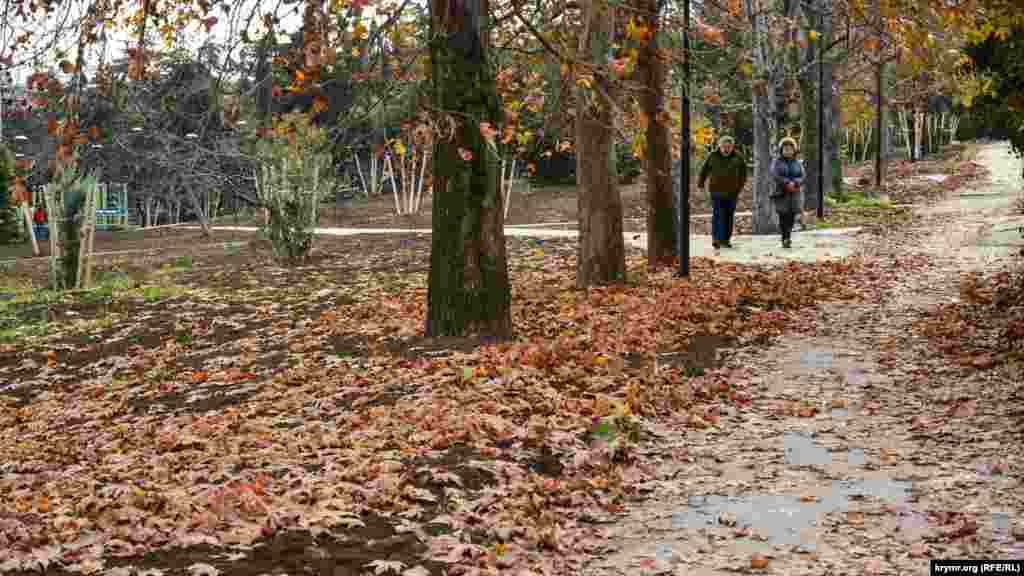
[697,135,748,249]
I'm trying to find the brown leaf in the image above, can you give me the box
[750,553,770,569]
[879,448,899,465]
[908,541,929,558]
[847,511,865,527]
[971,354,995,369]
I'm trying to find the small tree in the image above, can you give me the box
[0,145,21,246]
[43,164,100,290]
[254,112,332,263]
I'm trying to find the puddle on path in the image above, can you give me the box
[784,432,867,467]
[673,433,911,548]
[784,432,831,466]
[672,478,912,548]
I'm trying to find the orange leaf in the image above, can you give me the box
[192,371,210,383]
[88,126,100,140]
[59,60,76,74]
[322,45,337,65]
[750,554,770,569]
[46,351,57,368]
[47,117,58,135]
[37,495,49,513]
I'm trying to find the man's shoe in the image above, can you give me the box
[722,241,734,248]
[782,239,792,249]
[712,242,720,249]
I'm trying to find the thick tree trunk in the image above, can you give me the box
[638,0,674,269]
[425,0,512,339]
[747,0,785,234]
[829,75,841,196]
[873,54,889,192]
[575,0,625,287]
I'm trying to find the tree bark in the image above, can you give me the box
[873,36,889,192]
[829,71,841,196]
[638,0,674,270]
[186,188,212,235]
[746,0,783,234]
[425,0,512,339]
[575,0,625,287]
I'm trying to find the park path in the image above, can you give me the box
[581,142,1024,575]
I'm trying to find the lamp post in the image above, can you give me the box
[677,0,691,278]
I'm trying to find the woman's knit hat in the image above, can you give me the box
[718,135,735,147]
[778,136,798,152]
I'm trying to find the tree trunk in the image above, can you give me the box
[746,0,783,234]
[638,0,673,269]
[800,0,835,213]
[575,0,625,286]
[873,52,888,192]
[186,188,212,236]
[829,74,841,196]
[425,0,512,339]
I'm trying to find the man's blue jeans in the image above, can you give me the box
[711,195,737,245]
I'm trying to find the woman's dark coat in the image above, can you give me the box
[771,141,804,215]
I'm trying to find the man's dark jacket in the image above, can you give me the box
[697,150,748,201]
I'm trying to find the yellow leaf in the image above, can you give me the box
[353,23,368,41]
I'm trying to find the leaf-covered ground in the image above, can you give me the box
[584,142,1024,575]
[1,226,885,575]
[0,142,1017,576]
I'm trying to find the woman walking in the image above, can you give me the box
[771,137,803,249]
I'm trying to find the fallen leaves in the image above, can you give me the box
[847,511,866,527]
[750,553,770,569]
[915,264,1024,371]
[0,230,938,575]
[767,399,818,418]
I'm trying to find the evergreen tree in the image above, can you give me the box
[0,145,21,245]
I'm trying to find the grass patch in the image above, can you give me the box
[136,284,186,302]
[0,322,50,344]
[825,191,894,209]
